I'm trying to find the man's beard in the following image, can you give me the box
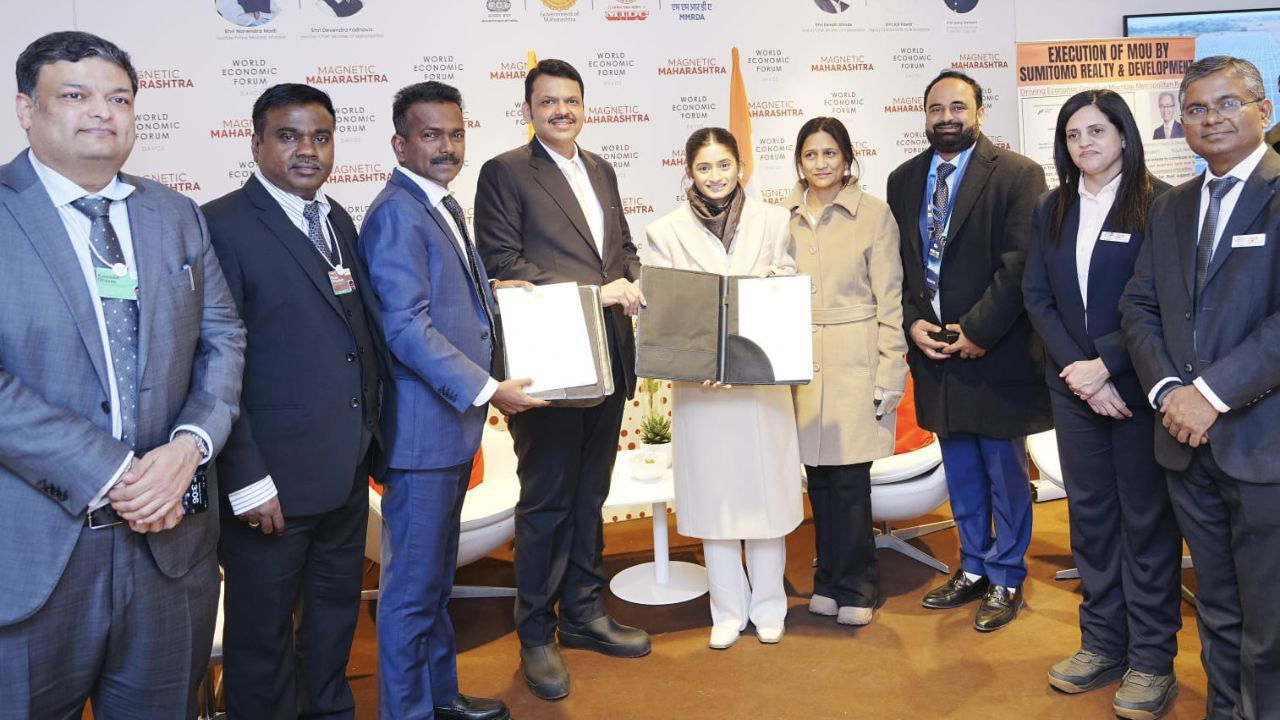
[926,122,979,154]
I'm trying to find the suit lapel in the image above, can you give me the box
[1203,152,1280,290]
[2,162,111,393]
[1059,198,1087,318]
[245,176,344,319]
[126,187,163,383]
[945,136,996,242]
[528,140,601,262]
[1175,181,1201,303]
[676,204,728,274]
[391,170,471,272]
[898,151,930,276]
[581,151,613,262]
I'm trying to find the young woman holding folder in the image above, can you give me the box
[785,116,907,627]
[1021,89,1181,720]
[643,127,801,650]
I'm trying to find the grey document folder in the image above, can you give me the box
[635,266,812,385]
[499,284,615,407]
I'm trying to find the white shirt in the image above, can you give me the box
[393,167,499,407]
[1076,173,1121,324]
[536,136,606,257]
[27,152,212,512]
[1147,142,1268,413]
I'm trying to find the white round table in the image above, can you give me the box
[603,449,709,605]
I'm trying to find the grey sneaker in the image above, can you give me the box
[1112,669,1177,720]
[808,593,837,616]
[1047,649,1125,693]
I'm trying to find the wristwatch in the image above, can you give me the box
[175,429,210,462]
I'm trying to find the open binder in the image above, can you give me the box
[495,283,614,407]
[635,266,813,385]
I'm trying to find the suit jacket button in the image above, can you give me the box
[101,401,111,414]
[481,330,489,341]
[350,398,361,408]
[1184,363,1194,373]
[1185,311,1192,320]
[813,362,821,373]
[346,352,356,362]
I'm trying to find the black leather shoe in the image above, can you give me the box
[520,643,570,701]
[974,585,1023,632]
[434,694,511,720]
[557,615,651,658]
[921,570,990,609]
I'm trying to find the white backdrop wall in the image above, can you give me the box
[3,0,1025,232]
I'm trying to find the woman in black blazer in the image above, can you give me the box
[1023,89,1183,720]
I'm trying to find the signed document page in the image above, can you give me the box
[495,281,598,394]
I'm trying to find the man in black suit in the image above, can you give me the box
[204,83,392,720]
[474,58,649,701]
[1121,55,1280,720]
[886,69,1050,633]
[1153,92,1185,140]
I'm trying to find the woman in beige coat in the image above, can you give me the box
[643,127,802,650]
[787,117,907,626]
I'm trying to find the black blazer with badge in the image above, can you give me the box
[202,176,393,515]
[473,139,642,397]
[886,134,1051,439]
[1024,179,1171,409]
[1121,149,1280,482]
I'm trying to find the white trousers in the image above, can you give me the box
[702,537,788,631]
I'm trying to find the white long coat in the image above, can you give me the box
[642,197,803,540]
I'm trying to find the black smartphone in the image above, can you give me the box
[928,329,960,344]
[182,468,209,515]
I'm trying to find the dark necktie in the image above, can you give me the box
[1196,176,1239,303]
[441,194,494,329]
[924,161,956,299]
[71,196,139,449]
[303,201,336,264]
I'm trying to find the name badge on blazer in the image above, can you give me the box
[1231,233,1266,248]
[1098,231,1130,243]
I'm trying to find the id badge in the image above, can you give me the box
[328,266,355,295]
[95,266,138,300]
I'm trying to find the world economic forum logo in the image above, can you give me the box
[542,0,577,9]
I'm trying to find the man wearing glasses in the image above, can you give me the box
[1122,55,1280,720]
[1152,91,1184,140]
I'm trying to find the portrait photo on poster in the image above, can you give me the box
[214,0,282,27]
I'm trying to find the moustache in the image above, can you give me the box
[431,154,460,165]
[931,122,963,132]
[550,114,576,123]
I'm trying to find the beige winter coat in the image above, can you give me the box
[787,181,908,466]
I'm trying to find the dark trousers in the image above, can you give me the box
[1051,391,1182,674]
[938,433,1032,588]
[218,456,370,720]
[1167,447,1280,720]
[0,525,219,720]
[806,462,877,608]
[377,462,471,718]
[507,351,627,647]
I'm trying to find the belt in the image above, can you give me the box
[86,504,125,529]
[811,304,875,325]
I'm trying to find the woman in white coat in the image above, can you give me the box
[643,127,802,649]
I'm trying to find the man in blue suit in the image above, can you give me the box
[359,81,545,720]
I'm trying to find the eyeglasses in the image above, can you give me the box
[1181,97,1264,124]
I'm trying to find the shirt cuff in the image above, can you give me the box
[171,424,213,464]
[473,377,500,407]
[1148,377,1182,410]
[1193,377,1231,413]
[88,452,134,512]
[228,476,278,516]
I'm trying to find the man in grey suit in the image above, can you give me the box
[1121,55,1280,720]
[359,80,543,720]
[474,58,648,701]
[0,31,245,718]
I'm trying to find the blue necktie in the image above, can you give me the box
[1195,176,1239,303]
[924,162,956,299]
[71,196,139,449]
[442,194,494,330]
[303,201,336,264]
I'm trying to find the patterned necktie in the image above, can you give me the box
[303,201,336,264]
[71,196,139,449]
[441,194,494,329]
[1195,176,1239,302]
[924,161,956,299]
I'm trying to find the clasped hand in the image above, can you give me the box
[108,435,203,534]
[1161,384,1217,447]
[909,320,986,360]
